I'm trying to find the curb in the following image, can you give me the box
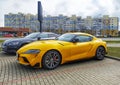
[105,56,120,61]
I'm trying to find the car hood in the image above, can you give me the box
[32,40,71,46]
[17,40,72,53]
[3,38,33,44]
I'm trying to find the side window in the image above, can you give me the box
[39,34,48,38]
[75,35,93,42]
[48,34,56,37]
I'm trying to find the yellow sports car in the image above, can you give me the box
[17,32,107,70]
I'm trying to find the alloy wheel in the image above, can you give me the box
[42,50,61,70]
[96,47,105,60]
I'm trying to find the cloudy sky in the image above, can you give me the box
[0,0,120,29]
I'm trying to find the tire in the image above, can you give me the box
[42,50,61,70]
[95,46,105,60]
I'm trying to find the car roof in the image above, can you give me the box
[66,32,93,36]
[31,32,56,34]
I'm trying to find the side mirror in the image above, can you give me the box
[37,37,41,40]
[72,38,79,43]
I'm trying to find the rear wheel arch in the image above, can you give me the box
[17,43,29,50]
[95,46,106,60]
[96,45,106,53]
[20,43,28,47]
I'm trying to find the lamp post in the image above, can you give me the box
[38,1,43,32]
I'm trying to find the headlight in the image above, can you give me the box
[24,49,40,54]
[8,41,20,46]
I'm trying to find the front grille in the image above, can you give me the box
[2,42,7,46]
[22,57,29,63]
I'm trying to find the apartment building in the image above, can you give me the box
[4,13,119,36]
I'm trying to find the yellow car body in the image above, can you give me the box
[17,32,107,69]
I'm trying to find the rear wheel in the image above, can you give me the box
[95,46,105,60]
[42,50,61,70]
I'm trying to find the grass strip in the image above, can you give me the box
[107,47,120,58]
[0,40,4,43]
[105,40,120,43]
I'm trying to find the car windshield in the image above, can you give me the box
[57,34,76,42]
[25,33,39,39]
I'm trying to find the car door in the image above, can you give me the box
[70,35,93,60]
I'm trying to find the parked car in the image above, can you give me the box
[3,34,14,37]
[1,32,59,53]
[17,32,107,70]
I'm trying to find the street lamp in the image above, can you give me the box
[38,1,43,32]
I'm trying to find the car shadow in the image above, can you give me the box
[0,52,16,57]
[14,58,95,71]
[0,51,100,72]
[60,58,94,67]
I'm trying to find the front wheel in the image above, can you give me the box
[42,50,61,70]
[95,46,105,60]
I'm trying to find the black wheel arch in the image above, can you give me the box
[18,43,29,49]
[21,42,30,46]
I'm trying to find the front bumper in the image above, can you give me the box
[1,45,18,53]
[16,51,45,68]
[16,59,40,68]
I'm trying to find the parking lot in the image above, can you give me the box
[0,52,120,85]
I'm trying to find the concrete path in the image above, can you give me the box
[107,43,120,47]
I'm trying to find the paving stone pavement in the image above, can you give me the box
[0,52,120,85]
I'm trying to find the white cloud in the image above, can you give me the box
[0,0,120,30]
